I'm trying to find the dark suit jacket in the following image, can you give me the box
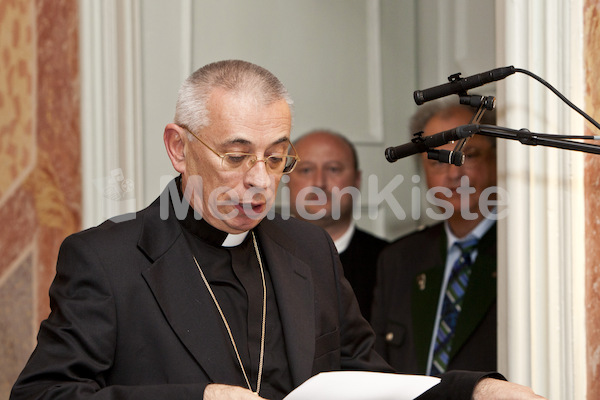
[11,183,497,399]
[371,222,497,375]
[339,228,388,321]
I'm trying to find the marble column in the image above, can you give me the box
[585,1,600,399]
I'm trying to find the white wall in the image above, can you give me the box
[416,0,497,91]
[82,0,499,241]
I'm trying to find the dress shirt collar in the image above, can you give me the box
[444,209,497,251]
[333,222,355,254]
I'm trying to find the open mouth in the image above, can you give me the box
[236,202,267,216]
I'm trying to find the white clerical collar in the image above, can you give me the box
[221,231,249,247]
[334,222,355,254]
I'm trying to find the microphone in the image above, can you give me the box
[427,149,465,167]
[385,124,479,163]
[413,66,516,105]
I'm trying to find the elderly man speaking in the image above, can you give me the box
[11,60,544,400]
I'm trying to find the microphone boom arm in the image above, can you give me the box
[385,124,600,165]
[475,124,600,155]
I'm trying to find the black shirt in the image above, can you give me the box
[178,194,293,399]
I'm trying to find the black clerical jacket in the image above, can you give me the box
[11,180,495,400]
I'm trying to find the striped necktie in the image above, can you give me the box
[431,237,479,375]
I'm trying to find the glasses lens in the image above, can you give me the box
[281,156,297,173]
[221,153,297,174]
[281,143,298,174]
[265,155,285,171]
[223,154,254,170]
[265,155,298,173]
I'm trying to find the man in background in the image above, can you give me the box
[287,130,387,320]
[372,98,499,375]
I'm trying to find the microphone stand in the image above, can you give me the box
[427,95,600,166]
[477,124,600,155]
[409,67,600,164]
[437,124,600,167]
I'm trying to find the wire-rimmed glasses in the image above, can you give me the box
[179,124,300,174]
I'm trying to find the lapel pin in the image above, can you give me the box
[417,273,426,291]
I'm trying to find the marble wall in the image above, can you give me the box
[0,0,81,397]
[585,1,600,398]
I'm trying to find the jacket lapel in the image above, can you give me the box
[137,189,244,387]
[411,255,444,373]
[410,230,446,372]
[255,220,315,387]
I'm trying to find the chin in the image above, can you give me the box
[228,217,262,233]
[303,206,333,219]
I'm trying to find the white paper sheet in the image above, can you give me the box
[283,371,440,400]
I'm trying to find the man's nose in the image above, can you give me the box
[313,169,327,189]
[446,162,466,180]
[245,159,271,189]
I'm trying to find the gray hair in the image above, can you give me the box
[409,97,497,146]
[174,60,294,134]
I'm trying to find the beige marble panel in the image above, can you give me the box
[0,0,35,201]
[0,186,37,276]
[0,253,34,400]
[585,1,600,399]
[0,0,81,395]
[33,0,81,320]
[0,1,39,395]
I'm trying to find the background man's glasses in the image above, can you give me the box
[179,124,299,174]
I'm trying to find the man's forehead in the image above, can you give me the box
[203,94,291,143]
[220,134,290,146]
[298,133,349,151]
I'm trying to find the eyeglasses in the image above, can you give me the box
[179,125,300,174]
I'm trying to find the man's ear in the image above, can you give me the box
[164,123,187,174]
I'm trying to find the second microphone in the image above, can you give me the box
[385,124,480,163]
